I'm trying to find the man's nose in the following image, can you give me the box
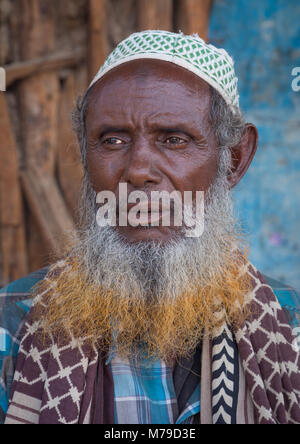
[122,138,161,188]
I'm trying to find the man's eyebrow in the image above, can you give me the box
[152,124,208,141]
[147,118,208,135]
[98,126,131,137]
[153,126,195,136]
[93,122,209,140]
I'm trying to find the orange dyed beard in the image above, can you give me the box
[32,251,252,363]
[32,163,253,363]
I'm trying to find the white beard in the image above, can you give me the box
[72,148,243,303]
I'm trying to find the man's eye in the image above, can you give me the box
[165,136,186,145]
[102,137,124,145]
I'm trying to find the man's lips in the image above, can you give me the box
[117,200,175,226]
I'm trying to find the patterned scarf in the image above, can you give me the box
[5,263,300,424]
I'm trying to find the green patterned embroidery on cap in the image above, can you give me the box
[90,30,239,109]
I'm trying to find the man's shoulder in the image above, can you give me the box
[0,266,50,330]
[261,273,300,328]
[0,266,50,301]
[0,267,50,422]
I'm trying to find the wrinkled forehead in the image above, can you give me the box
[85,59,212,119]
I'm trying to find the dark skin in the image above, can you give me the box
[85,60,258,243]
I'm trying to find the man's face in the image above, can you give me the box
[85,59,219,243]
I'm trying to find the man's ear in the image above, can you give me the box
[228,123,258,189]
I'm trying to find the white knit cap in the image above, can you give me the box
[89,30,240,111]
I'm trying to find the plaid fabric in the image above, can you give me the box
[109,354,200,424]
[0,266,299,424]
[0,267,49,423]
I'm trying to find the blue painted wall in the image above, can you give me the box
[209,0,300,290]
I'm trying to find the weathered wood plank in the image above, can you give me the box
[137,0,173,31]
[21,170,77,257]
[0,93,28,285]
[57,71,83,219]
[18,73,59,174]
[19,0,56,59]
[5,49,84,87]
[19,0,59,174]
[176,0,212,41]
[19,0,61,270]
[88,0,108,82]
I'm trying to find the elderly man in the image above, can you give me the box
[1,31,300,424]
